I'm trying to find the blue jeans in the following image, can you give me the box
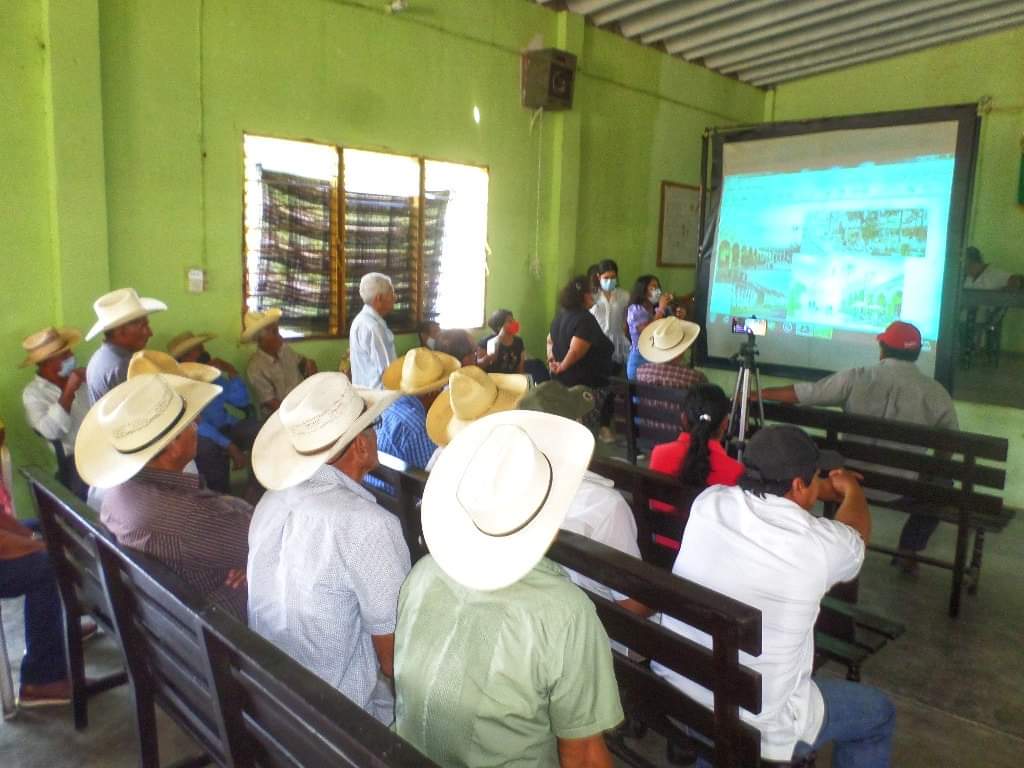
[626,347,644,379]
[696,677,894,768]
[0,549,67,686]
[898,513,941,552]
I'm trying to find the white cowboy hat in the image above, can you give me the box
[382,348,461,395]
[167,331,215,360]
[75,373,221,489]
[638,317,701,364]
[422,410,595,592]
[240,308,282,343]
[425,366,529,447]
[85,288,167,341]
[251,372,399,491]
[20,327,82,368]
[127,350,220,384]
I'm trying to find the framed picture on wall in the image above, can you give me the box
[657,181,701,268]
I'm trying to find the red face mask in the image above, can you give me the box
[505,320,521,335]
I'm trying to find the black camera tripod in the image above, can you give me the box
[726,332,765,461]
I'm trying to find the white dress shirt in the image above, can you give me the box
[247,464,411,724]
[653,485,864,761]
[22,376,89,457]
[964,265,1011,290]
[348,305,396,389]
[590,288,631,363]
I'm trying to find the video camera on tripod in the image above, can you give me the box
[726,316,766,460]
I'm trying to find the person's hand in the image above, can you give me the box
[263,398,282,415]
[224,569,247,590]
[818,468,865,503]
[302,358,318,377]
[549,360,562,375]
[209,357,237,377]
[227,443,246,471]
[65,368,87,393]
[658,293,673,313]
[0,529,46,560]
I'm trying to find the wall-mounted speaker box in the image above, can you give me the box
[521,48,577,111]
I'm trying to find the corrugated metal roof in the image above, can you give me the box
[534,0,1024,87]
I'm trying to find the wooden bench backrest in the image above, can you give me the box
[200,608,437,767]
[366,455,764,768]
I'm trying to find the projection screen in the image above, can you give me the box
[695,105,980,389]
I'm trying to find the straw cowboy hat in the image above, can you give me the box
[167,331,215,360]
[20,327,82,368]
[422,410,595,592]
[425,366,529,446]
[638,317,701,364]
[382,348,461,396]
[240,308,282,343]
[127,350,220,384]
[518,381,596,422]
[85,288,167,341]
[251,372,399,491]
[75,373,221,489]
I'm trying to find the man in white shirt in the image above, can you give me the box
[248,373,406,724]
[962,246,1022,290]
[760,321,958,566]
[654,426,894,767]
[20,327,90,499]
[348,273,397,389]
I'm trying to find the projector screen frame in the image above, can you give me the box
[693,103,981,392]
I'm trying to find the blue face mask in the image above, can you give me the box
[425,337,437,350]
[600,277,617,292]
[58,355,77,377]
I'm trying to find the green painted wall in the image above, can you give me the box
[770,27,1024,349]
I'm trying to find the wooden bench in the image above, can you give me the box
[364,456,772,768]
[762,402,1011,617]
[23,467,437,768]
[23,466,128,729]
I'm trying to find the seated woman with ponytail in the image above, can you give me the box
[648,384,744,515]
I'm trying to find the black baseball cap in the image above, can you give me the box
[742,425,843,483]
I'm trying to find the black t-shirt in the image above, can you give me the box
[478,334,525,374]
[549,309,614,388]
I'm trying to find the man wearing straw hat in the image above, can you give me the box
[84,287,167,404]
[242,308,317,417]
[76,371,253,620]
[20,327,90,499]
[247,373,406,724]
[393,409,623,766]
[168,332,259,494]
[348,272,397,389]
[635,316,707,390]
[374,348,460,474]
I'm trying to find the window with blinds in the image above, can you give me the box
[243,135,487,338]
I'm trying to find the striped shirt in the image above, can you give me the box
[100,468,252,619]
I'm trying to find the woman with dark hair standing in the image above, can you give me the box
[626,274,673,379]
[590,259,631,367]
[549,275,614,433]
[650,384,743,491]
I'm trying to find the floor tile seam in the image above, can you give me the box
[884,687,1024,744]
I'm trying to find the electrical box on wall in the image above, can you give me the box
[521,48,576,111]
[187,268,206,293]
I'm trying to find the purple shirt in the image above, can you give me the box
[627,304,654,351]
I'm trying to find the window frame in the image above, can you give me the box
[241,132,490,340]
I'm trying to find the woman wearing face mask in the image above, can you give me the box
[590,259,631,369]
[478,309,526,374]
[548,276,614,434]
[20,327,90,500]
[626,275,673,379]
[417,320,441,350]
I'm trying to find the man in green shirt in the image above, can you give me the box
[394,410,623,767]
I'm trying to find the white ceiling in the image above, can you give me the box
[534,0,1024,87]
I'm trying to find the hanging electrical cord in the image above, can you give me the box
[530,106,544,278]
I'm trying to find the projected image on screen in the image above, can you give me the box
[704,121,963,378]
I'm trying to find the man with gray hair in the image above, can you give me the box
[349,272,397,389]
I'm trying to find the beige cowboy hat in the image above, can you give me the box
[251,372,399,491]
[167,331,215,360]
[382,348,461,396]
[425,366,529,447]
[422,410,595,592]
[20,327,82,368]
[85,288,167,341]
[638,317,701,364]
[240,308,282,343]
[75,373,221,489]
[127,350,220,384]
